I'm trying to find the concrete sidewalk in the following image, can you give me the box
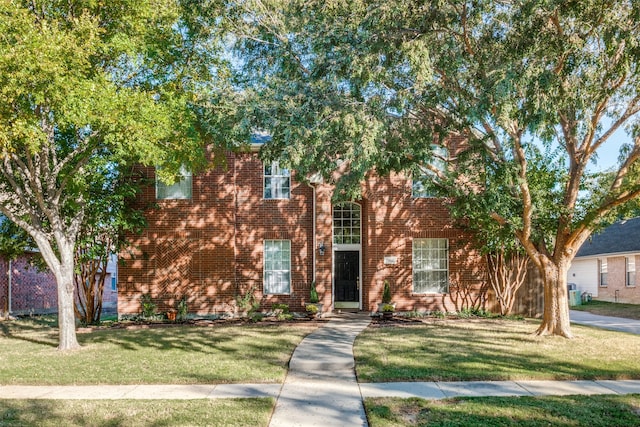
[3,379,640,401]
[570,309,640,334]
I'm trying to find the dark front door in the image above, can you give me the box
[335,251,359,302]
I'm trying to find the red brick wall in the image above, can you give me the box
[119,153,488,316]
[598,254,640,304]
[0,254,57,315]
[360,171,486,313]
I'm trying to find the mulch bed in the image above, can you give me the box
[77,316,329,333]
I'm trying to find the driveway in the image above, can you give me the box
[570,310,640,334]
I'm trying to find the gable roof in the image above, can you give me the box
[576,217,640,257]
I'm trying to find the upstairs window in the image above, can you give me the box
[264,161,290,199]
[627,257,636,287]
[156,166,192,200]
[412,145,447,198]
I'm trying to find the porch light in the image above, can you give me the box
[318,242,326,256]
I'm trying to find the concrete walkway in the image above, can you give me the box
[570,309,640,334]
[269,313,371,427]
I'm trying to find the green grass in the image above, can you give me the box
[0,398,273,426]
[354,319,640,382]
[0,317,316,385]
[571,300,640,320]
[365,395,640,427]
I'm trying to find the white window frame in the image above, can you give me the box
[264,240,291,294]
[412,238,449,294]
[626,257,636,287]
[332,202,361,245]
[599,259,608,287]
[156,166,192,200]
[264,161,291,199]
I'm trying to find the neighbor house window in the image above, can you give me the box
[599,259,608,287]
[412,145,447,198]
[156,166,192,200]
[627,257,636,287]
[412,238,449,293]
[264,161,290,199]
[264,240,291,294]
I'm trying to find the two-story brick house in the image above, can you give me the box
[118,145,488,317]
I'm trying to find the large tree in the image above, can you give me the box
[0,0,233,349]
[229,0,640,337]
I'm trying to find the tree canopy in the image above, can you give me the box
[0,0,236,349]
[229,0,640,336]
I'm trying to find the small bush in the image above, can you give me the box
[309,281,319,303]
[305,304,319,314]
[382,281,392,304]
[177,297,189,321]
[382,304,394,313]
[271,303,289,313]
[140,293,157,318]
[277,313,293,321]
[248,312,264,322]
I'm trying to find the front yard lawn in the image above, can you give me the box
[0,398,273,427]
[0,317,316,385]
[355,318,640,382]
[365,394,640,427]
[571,300,640,320]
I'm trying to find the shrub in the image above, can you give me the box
[382,280,392,304]
[177,297,188,321]
[305,304,319,314]
[382,303,394,313]
[309,281,319,303]
[140,293,157,318]
[237,286,261,316]
[272,303,289,313]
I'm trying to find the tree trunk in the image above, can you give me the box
[535,258,573,338]
[56,260,81,350]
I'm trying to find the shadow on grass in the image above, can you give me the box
[355,320,640,382]
[365,394,640,427]
[0,398,274,427]
[0,318,59,348]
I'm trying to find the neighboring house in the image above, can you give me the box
[0,251,57,316]
[568,217,640,304]
[118,143,493,317]
[101,254,119,314]
[0,251,119,316]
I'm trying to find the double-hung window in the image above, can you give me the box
[599,259,608,287]
[156,166,192,200]
[412,238,449,293]
[627,257,636,287]
[264,240,291,294]
[264,161,290,199]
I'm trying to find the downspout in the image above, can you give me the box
[309,183,317,283]
[8,259,12,314]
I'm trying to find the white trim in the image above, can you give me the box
[331,202,363,310]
